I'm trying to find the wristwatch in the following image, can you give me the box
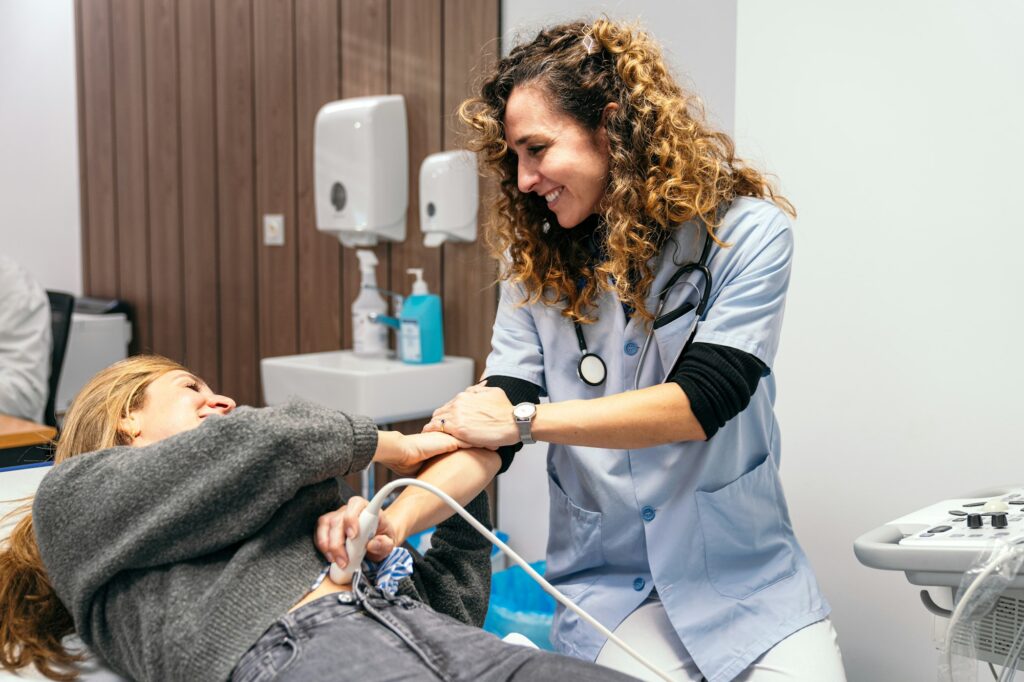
[512,402,537,445]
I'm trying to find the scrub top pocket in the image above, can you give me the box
[695,455,797,599]
[545,472,605,581]
[652,306,698,380]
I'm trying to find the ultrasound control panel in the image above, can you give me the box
[895,490,1024,549]
[856,486,1024,590]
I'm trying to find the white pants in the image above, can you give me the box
[594,598,847,681]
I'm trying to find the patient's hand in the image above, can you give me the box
[398,432,477,473]
[375,431,472,477]
[316,496,402,566]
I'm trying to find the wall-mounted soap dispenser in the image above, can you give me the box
[315,95,408,248]
[419,150,477,247]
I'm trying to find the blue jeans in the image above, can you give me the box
[230,586,636,682]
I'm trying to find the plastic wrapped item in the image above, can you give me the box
[490,530,510,572]
[406,527,509,572]
[406,526,434,555]
[484,560,556,650]
[939,541,1024,681]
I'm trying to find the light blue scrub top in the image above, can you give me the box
[484,197,830,682]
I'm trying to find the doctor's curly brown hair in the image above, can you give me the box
[459,18,794,324]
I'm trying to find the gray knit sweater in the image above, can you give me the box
[33,400,494,682]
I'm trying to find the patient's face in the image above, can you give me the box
[127,370,236,447]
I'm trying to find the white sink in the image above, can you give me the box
[260,351,474,424]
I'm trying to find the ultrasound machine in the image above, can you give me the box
[856,486,1024,679]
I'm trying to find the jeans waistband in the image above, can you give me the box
[233,579,418,681]
[236,594,361,670]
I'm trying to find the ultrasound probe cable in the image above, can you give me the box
[329,478,674,682]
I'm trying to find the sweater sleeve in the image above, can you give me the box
[32,399,378,612]
[402,491,493,627]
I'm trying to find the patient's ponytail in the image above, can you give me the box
[0,354,187,680]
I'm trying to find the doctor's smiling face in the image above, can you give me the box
[122,369,236,447]
[504,85,615,229]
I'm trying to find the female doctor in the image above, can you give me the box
[427,19,846,682]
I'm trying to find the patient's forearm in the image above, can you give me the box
[387,448,499,543]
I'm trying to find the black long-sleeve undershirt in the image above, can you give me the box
[485,342,765,470]
[483,375,541,474]
[669,342,765,439]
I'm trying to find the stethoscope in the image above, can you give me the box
[574,228,714,390]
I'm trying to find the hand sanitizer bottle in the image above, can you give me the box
[352,250,389,357]
[399,268,443,364]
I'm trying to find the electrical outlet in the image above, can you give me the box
[263,214,285,246]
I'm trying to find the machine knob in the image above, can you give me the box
[992,513,1009,529]
[967,513,984,529]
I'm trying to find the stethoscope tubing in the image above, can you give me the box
[575,229,714,389]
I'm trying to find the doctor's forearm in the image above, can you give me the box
[533,383,707,448]
[387,448,500,542]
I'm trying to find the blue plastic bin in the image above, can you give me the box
[484,561,555,650]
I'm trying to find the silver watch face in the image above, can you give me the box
[513,403,536,420]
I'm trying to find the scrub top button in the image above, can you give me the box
[624,341,639,356]
[338,592,355,604]
[641,506,656,522]
[633,577,646,591]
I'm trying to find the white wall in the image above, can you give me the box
[0,0,82,295]
[736,2,1024,680]
[502,0,737,134]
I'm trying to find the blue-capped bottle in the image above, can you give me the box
[399,268,443,364]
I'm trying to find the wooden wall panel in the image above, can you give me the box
[77,0,502,500]
[340,0,390,494]
[387,0,442,446]
[296,0,343,354]
[254,0,299,364]
[143,0,185,361]
[442,0,500,376]
[179,0,220,384]
[441,0,501,515]
[73,0,90,294]
[213,0,259,406]
[77,0,119,298]
[389,0,442,313]
[340,0,391,349]
[110,0,151,354]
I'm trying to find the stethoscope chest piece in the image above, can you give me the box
[570,227,716,389]
[573,321,606,386]
[577,352,607,386]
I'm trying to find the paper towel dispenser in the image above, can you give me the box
[314,95,408,247]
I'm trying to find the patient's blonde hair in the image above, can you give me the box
[0,355,186,680]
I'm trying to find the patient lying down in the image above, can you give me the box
[0,355,633,681]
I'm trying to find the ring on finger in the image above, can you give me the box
[440,418,446,434]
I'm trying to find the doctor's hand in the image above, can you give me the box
[424,384,519,450]
[316,496,404,567]
[373,431,470,477]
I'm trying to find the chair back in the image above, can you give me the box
[44,291,75,428]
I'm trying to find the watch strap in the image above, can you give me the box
[514,403,536,445]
